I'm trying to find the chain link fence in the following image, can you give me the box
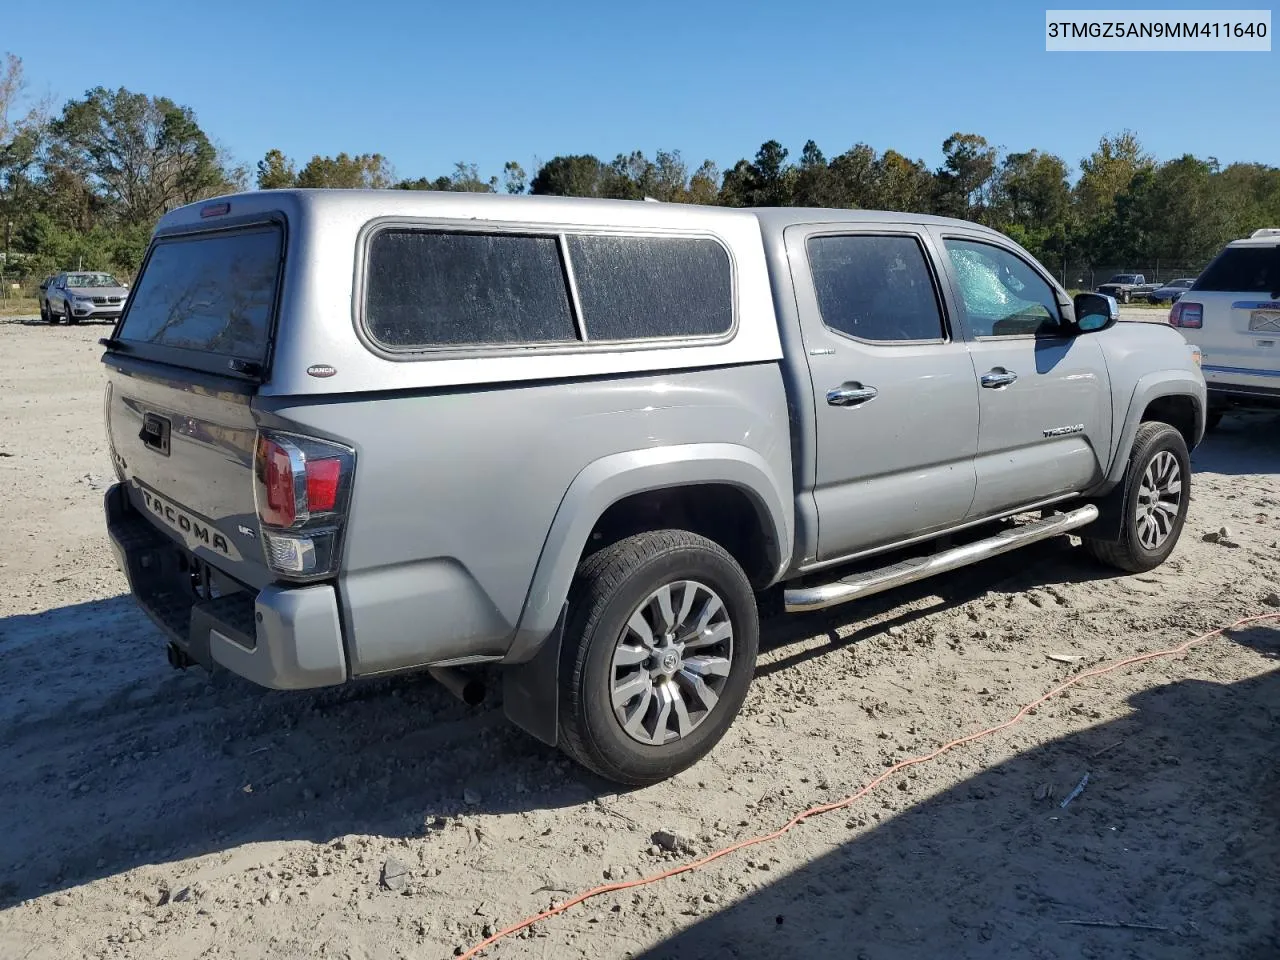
[1057,262,1207,295]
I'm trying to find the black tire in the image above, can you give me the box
[558,530,758,786]
[1121,290,1131,304]
[65,307,80,325]
[39,301,49,323]
[1083,422,1190,573]
[1204,409,1224,433]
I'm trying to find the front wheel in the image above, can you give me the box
[557,530,758,786]
[1083,422,1190,573]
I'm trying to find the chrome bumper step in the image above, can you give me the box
[783,505,1099,614]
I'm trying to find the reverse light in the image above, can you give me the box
[253,432,355,579]
[1169,301,1203,329]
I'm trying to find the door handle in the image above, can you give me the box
[980,369,1018,389]
[826,383,879,407]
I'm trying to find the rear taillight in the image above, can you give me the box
[1169,301,1203,328]
[253,432,355,580]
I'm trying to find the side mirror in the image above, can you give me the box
[1072,292,1119,334]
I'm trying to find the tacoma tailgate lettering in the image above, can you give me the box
[139,487,242,561]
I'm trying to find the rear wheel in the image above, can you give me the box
[1083,422,1189,573]
[1120,290,1131,304]
[558,530,758,786]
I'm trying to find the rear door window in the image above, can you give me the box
[566,234,733,341]
[118,224,283,362]
[806,234,946,342]
[1194,246,1280,293]
[364,230,576,348]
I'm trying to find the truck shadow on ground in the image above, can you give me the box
[1,419,1275,909]
[0,538,1160,909]
[639,624,1280,960]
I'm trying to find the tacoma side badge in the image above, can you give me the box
[307,364,337,378]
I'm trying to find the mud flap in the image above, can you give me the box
[501,604,567,747]
[1078,480,1129,543]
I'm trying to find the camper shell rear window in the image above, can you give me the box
[116,223,284,371]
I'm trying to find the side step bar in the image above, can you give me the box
[783,505,1099,614]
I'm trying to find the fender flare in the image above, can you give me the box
[1105,371,1206,486]
[506,442,792,664]
[501,443,793,746]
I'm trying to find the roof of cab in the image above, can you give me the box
[747,206,1006,238]
[159,189,1001,239]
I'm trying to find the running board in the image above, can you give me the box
[783,505,1099,614]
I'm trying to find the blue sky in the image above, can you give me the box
[6,0,1276,182]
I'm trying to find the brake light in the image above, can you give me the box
[253,432,355,579]
[1169,301,1203,328]
[305,458,342,513]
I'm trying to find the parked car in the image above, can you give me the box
[41,271,130,324]
[101,191,1206,785]
[1147,277,1197,304]
[1170,228,1280,430]
[1096,273,1159,303]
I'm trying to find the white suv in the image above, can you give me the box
[1171,228,1280,429]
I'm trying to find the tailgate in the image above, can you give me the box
[106,364,269,588]
[102,219,285,589]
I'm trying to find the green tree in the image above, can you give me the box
[872,150,934,213]
[720,140,795,207]
[50,86,233,226]
[256,148,297,189]
[991,150,1072,262]
[529,154,609,196]
[296,152,395,189]
[934,132,997,220]
[685,160,720,205]
[502,161,527,195]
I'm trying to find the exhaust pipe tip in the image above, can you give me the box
[166,642,193,670]
[428,666,487,706]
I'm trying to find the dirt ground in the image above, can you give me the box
[1,316,1277,960]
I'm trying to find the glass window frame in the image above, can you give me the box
[939,235,1068,341]
[353,218,739,361]
[804,231,952,346]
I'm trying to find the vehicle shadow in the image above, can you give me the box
[637,623,1280,960]
[1190,411,1280,476]
[0,596,582,908]
[0,534,1129,909]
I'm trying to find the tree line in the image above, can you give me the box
[2,52,1278,287]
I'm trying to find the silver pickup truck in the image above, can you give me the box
[101,190,1206,785]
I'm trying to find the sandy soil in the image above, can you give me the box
[1,317,1277,960]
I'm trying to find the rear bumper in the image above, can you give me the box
[1204,369,1280,410]
[105,483,347,689]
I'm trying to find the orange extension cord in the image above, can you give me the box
[459,610,1280,959]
